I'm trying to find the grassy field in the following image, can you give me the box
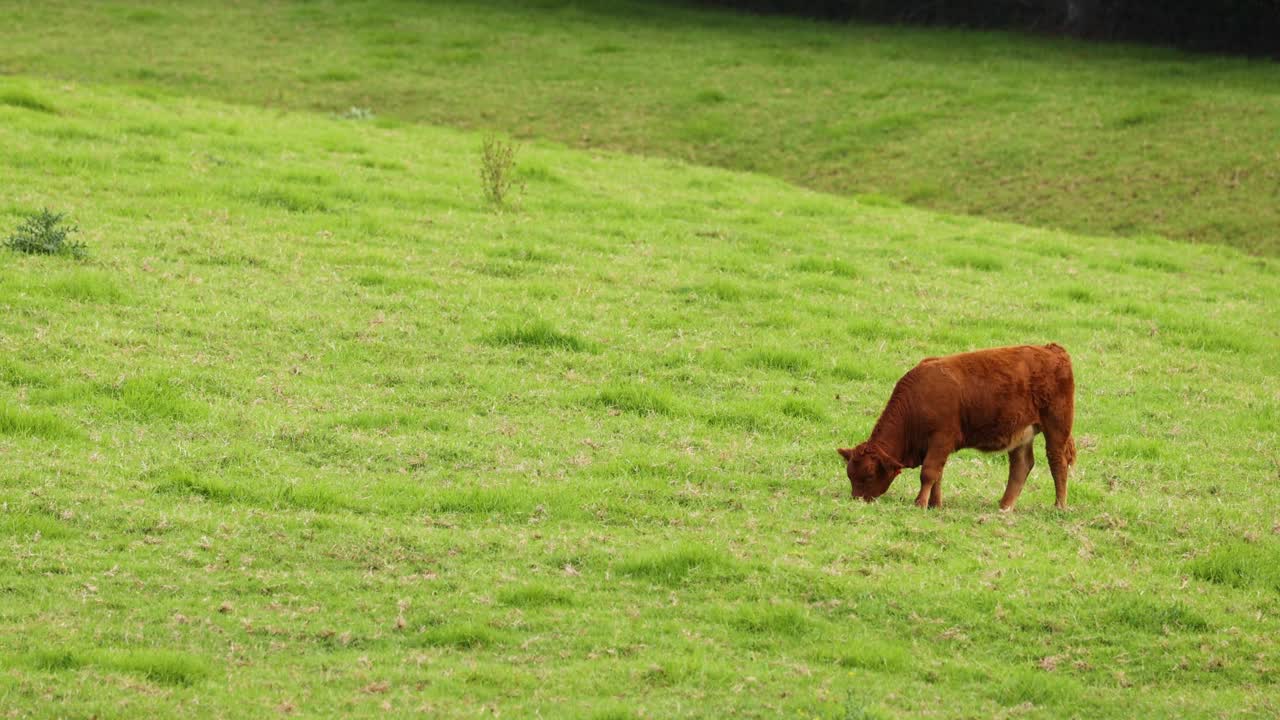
[1,75,1278,718]
[3,0,1280,255]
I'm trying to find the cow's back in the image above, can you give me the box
[910,344,1072,452]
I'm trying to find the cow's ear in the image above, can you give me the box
[877,453,903,475]
[837,448,855,462]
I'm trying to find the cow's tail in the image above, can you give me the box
[1066,435,1077,467]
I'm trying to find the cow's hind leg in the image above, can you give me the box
[1044,427,1073,509]
[1042,378,1075,510]
[999,442,1034,511]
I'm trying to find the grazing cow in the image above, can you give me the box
[837,344,1076,510]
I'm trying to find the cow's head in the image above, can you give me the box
[837,444,903,501]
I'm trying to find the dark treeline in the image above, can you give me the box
[687,1,1280,58]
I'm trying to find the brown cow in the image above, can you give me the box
[837,344,1076,510]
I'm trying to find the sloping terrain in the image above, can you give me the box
[3,0,1280,253]
[0,78,1278,718]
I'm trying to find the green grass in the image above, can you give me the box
[415,622,507,650]
[1189,542,1280,592]
[3,0,1280,254]
[11,648,209,686]
[484,319,593,352]
[0,86,57,114]
[0,401,79,439]
[0,77,1278,719]
[617,544,740,585]
[595,384,681,416]
[498,583,574,608]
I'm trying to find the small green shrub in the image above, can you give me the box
[4,209,86,258]
[480,134,521,208]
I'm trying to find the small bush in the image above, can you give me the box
[479,134,522,208]
[4,209,86,258]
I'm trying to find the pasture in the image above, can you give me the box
[4,0,1280,254]
[1,4,1279,719]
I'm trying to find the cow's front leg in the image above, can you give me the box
[914,446,951,509]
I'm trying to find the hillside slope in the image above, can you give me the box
[3,0,1280,254]
[1,78,1278,718]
